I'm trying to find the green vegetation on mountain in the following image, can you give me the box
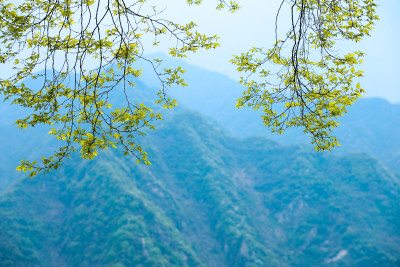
[0,108,399,266]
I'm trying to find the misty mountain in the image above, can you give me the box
[1,107,399,266]
[0,57,399,266]
[137,54,400,173]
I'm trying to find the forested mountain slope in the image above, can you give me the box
[1,109,399,266]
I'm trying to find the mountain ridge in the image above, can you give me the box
[0,109,399,266]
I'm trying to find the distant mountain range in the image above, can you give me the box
[138,53,400,173]
[0,55,399,266]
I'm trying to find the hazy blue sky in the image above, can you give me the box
[151,0,400,103]
[3,0,398,103]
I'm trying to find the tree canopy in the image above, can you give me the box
[0,0,378,177]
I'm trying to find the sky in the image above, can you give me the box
[148,0,400,103]
[2,0,399,103]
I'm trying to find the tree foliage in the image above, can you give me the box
[231,0,378,150]
[0,0,377,177]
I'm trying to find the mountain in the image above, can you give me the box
[1,108,399,266]
[136,54,400,173]
[0,56,399,266]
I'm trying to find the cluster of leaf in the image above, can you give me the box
[187,0,240,12]
[0,0,380,176]
[0,0,223,176]
[231,0,378,151]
